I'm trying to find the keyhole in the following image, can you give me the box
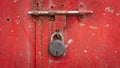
[56,51,58,56]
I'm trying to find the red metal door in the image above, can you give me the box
[0,0,36,68]
[0,0,120,68]
[34,0,120,68]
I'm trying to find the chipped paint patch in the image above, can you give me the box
[67,39,73,44]
[80,23,85,26]
[105,24,110,27]
[106,64,108,66]
[116,13,120,16]
[55,60,63,63]
[96,56,99,59]
[84,50,87,53]
[63,52,66,56]
[15,21,20,24]
[102,13,107,15]
[49,59,54,63]
[14,0,18,2]
[105,7,114,13]
[49,59,63,63]
[89,26,98,29]
[15,16,21,24]
[28,25,32,28]
[66,39,73,48]
[115,50,118,53]
[17,16,20,17]
[11,30,14,32]
[38,52,41,56]
[91,33,95,36]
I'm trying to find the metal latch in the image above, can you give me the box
[28,10,93,15]
[28,2,93,21]
[28,10,93,21]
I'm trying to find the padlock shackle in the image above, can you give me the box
[50,32,64,42]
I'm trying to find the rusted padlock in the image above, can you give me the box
[48,32,66,57]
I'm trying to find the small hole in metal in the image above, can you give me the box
[6,18,10,21]
[61,4,64,7]
[51,6,54,8]
[36,3,39,5]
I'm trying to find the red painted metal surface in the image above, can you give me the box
[0,0,120,68]
[0,0,35,68]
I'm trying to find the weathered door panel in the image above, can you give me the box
[0,0,120,68]
[37,0,120,68]
[0,0,35,68]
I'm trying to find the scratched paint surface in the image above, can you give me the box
[0,0,120,68]
[0,0,35,68]
[36,0,120,68]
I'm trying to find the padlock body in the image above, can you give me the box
[48,40,66,57]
